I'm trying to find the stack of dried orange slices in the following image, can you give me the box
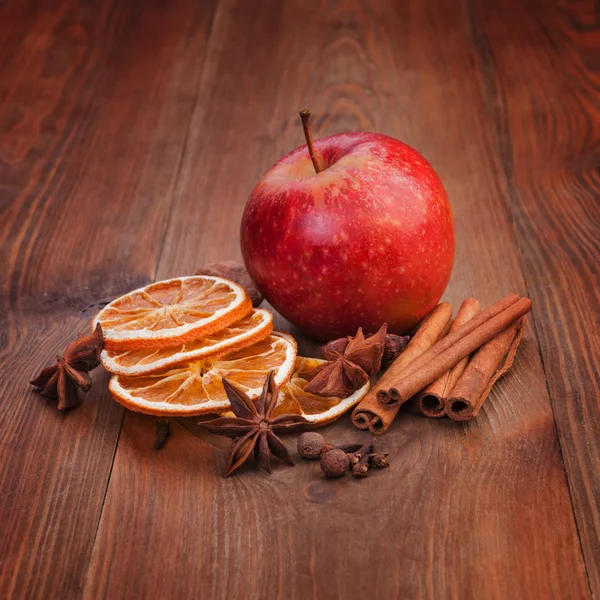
[93,275,369,423]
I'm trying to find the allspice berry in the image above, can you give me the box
[297,432,326,460]
[320,449,350,478]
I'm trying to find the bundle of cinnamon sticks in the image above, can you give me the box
[352,294,530,434]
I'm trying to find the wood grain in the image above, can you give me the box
[83,1,592,598]
[0,0,218,597]
[469,0,600,594]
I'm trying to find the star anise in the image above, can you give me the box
[30,323,104,410]
[303,324,393,398]
[201,371,309,477]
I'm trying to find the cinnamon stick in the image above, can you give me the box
[386,296,530,403]
[418,298,481,417]
[446,318,526,421]
[352,302,453,433]
[351,294,532,434]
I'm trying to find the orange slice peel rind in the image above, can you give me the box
[93,276,252,351]
[100,308,273,376]
[108,333,297,417]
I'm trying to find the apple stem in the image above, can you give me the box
[299,108,323,174]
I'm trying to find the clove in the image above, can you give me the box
[350,439,390,478]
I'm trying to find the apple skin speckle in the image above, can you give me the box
[240,131,455,341]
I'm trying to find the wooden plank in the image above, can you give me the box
[469,0,600,594]
[0,1,218,597]
[85,0,590,598]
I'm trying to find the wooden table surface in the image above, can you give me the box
[1,0,599,598]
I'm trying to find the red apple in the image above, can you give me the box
[241,115,454,341]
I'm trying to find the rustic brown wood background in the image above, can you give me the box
[1,0,599,598]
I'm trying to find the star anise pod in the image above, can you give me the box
[320,328,409,364]
[303,324,390,398]
[30,323,104,410]
[201,371,309,477]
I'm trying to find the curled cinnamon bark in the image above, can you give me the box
[418,298,481,417]
[352,294,532,434]
[446,318,526,421]
[352,302,453,433]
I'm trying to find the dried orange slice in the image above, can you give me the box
[100,309,273,376]
[108,333,296,416]
[272,357,370,426]
[93,276,252,351]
